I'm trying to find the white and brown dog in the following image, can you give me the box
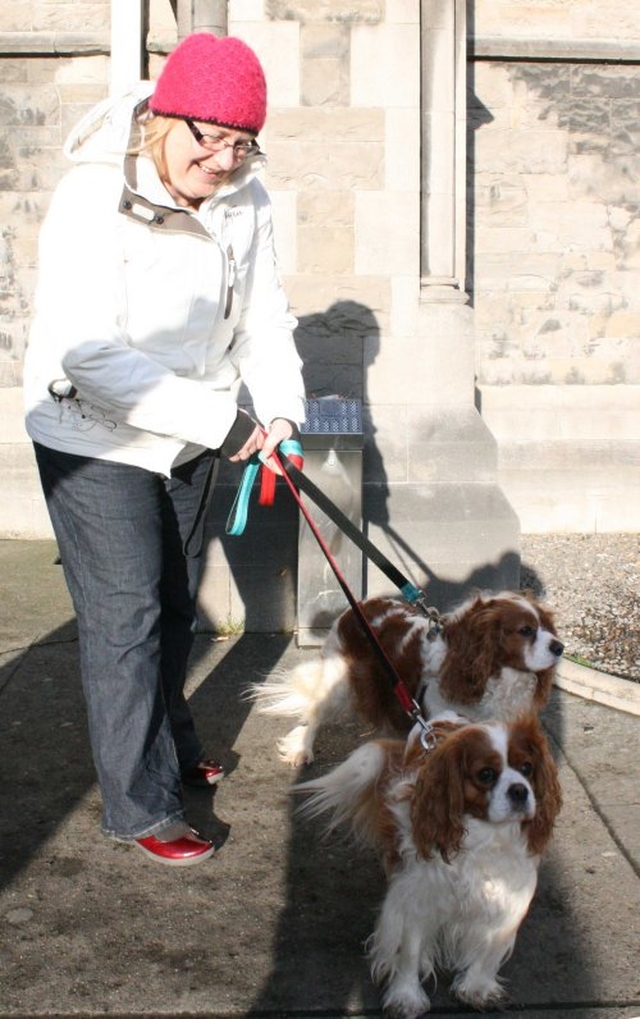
[252,592,564,766]
[297,714,562,1017]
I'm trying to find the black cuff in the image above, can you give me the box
[220,409,257,458]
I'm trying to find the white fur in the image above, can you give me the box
[251,611,446,766]
[425,665,538,721]
[250,593,562,767]
[370,821,537,1016]
[298,722,546,1017]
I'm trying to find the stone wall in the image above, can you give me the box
[468,8,640,531]
[0,0,638,560]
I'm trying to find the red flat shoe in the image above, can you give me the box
[182,758,225,788]
[134,826,215,866]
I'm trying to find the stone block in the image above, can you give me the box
[497,466,639,534]
[267,106,384,142]
[297,192,354,273]
[354,190,420,275]
[300,21,350,106]
[476,127,568,175]
[388,275,420,337]
[266,0,382,23]
[232,20,300,109]
[363,481,520,611]
[33,4,110,34]
[385,0,419,24]
[271,202,298,278]
[266,139,383,191]
[0,2,33,33]
[362,403,408,484]
[351,23,419,108]
[298,189,354,228]
[474,251,560,293]
[406,408,498,485]
[298,221,353,274]
[476,225,534,256]
[301,58,349,107]
[572,3,640,41]
[301,22,349,59]
[283,274,390,323]
[473,174,529,227]
[478,383,640,531]
[385,108,420,191]
[475,4,572,40]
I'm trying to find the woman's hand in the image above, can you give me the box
[259,418,296,473]
[226,423,265,463]
[226,417,298,471]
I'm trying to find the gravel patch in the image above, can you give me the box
[520,533,639,684]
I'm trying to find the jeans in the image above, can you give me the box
[33,442,218,839]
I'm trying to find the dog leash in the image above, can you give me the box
[227,439,439,750]
[227,441,440,630]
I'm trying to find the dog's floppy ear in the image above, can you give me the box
[410,740,467,864]
[513,716,563,855]
[439,598,504,703]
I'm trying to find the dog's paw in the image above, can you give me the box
[382,983,431,1018]
[276,726,314,767]
[451,973,506,1010]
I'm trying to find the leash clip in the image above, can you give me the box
[402,584,442,640]
[409,702,439,753]
[415,596,443,642]
[418,720,438,753]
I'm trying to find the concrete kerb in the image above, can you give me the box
[555,657,640,716]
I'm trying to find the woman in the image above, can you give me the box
[24,33,305,866]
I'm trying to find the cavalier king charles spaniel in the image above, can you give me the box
[297,714,562,1017]
[252,592,564,766]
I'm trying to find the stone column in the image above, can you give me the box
[376,0,519,604]
[362,1,519,608]
[176,0,227,38]
[110,0,145,93]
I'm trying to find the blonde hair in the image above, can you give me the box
[131,111,176,180]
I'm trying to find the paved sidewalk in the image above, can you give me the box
[0,540,639,1018]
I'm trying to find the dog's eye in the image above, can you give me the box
[518,625,535,638]
[477,767,498,786]
[519,761,533,778]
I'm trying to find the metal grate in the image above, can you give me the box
[301,397,362,435]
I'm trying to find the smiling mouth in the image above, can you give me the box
[198,163,224,177]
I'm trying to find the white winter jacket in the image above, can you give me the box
[24,85,305,475]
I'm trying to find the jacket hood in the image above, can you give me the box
[62,83,267,199]
[63,83,153,165]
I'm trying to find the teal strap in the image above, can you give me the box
[225,455,261,536]
[226,438,304,536]
[273,438,304,462]
[401,582,424,604]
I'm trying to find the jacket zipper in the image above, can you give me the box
[224,245,236,319]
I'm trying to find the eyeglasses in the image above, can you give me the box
[185,119,260,161]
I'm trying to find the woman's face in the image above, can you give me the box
[161,119,255,208]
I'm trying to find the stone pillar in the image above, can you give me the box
[176,0,227,38]
[421,0,467,292]
[363,1,520,610]
[110,0,145,93]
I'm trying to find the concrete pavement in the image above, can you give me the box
[0,539,639,1018]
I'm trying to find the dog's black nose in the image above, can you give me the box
[550,639,564,657]
[508,783,529,807]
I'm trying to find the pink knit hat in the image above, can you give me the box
[150,33,267,134]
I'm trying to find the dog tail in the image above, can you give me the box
[295,741,395,846]
[247,654,350,723]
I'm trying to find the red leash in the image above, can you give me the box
[266,445,437,744]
